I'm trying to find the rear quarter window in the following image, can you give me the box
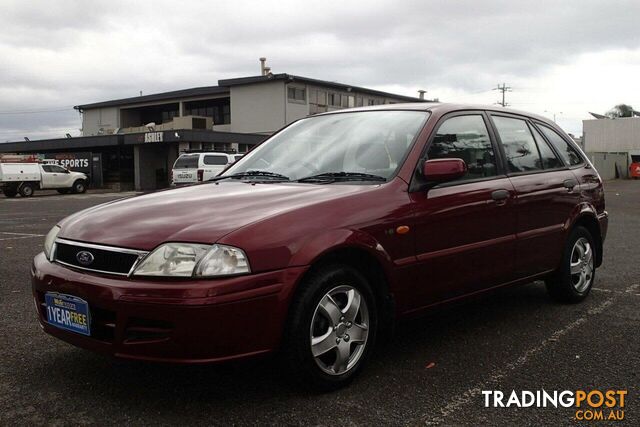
[173,155,199,169]
[203,155,228,166]
[537,125,583,166]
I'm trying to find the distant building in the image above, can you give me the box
[583,117,640,180]
[0,65,428,191]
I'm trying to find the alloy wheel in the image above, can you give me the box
[570,237,594,293]
[310,285,369,376]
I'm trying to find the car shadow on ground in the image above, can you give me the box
[25,282,556,407]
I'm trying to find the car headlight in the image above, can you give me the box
[44,225,61,261]
[132,243,250,278]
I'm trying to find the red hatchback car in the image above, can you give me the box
[33,103,607,389]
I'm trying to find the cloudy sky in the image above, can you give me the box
[1,0,639,142]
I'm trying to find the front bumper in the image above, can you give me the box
[32,252,307,363]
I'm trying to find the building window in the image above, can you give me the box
[356,96,363,107]
[368,99,376,106]
[184,98,231,125]
[328,93,340,107]
[287,87,306,103]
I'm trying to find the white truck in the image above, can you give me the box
[0,163,88,198]
[171,152,244,185]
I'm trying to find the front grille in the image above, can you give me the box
[54,239,145,275]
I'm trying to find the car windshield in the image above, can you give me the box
[223,110,429,182]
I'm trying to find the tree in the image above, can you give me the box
[605,104,635,118]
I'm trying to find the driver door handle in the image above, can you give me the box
[491,189,510,201]
[563,178,578,191]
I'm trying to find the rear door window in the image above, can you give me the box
[173,154,199,169]
[203,155,228,165]
[537,125,583,166]
[493,116,542,173]
[427,115,498,181]
[41,165,54,173]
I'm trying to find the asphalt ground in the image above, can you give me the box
[0,182,638,426]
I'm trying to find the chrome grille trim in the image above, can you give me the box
[55,238,148,256]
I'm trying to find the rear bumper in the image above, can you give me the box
[32,252,308,363]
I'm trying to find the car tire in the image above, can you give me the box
[57,189,70,194]
[545,226,596,303]
[281,264,377,391]
[72,180,86,194]
[19,183,35,197]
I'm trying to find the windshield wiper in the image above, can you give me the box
[209,170,291,182]
[296,172,387,183]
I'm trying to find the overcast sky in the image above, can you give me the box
[1,0,639,141]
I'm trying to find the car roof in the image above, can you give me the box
[178,152,233,156]
[316,102,554,126]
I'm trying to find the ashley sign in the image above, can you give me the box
[144,132,163,143]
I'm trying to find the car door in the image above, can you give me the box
[408,112,518,309]
[39,165,57,188]
[489,114,580,278]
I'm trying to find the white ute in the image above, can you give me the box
[0,163,88,198]
[171,152,243,185]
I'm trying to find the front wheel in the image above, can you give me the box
[72,180,86,194]
[545,226,596,303]
[282,264,377,390]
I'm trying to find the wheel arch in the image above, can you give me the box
[571,212,603,268]
[292,242,396,340]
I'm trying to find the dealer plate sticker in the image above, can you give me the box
[45,293,91,336]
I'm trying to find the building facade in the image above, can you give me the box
[1,73,427,191]
[583,117,640,180]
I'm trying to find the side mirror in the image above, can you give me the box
[422,158,467,182]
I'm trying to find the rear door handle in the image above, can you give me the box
[491,189,510,201]
[563,179,578,190]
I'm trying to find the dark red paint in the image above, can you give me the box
[32,103,608,363]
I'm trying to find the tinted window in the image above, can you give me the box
[427,115,497,180]
[203,155,228,165]
[493,116,542,173]
[51,165,67,173]
[234,155,244,162]
[173,154,199,169]
[530,125,563,169]
[538,125,583,166]
[41,165,53,172]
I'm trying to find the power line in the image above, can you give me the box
[0,107,76,115]
[494,83,512,107]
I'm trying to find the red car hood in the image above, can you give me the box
[58,182,371,250]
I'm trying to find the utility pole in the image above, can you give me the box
[494,83,512,107]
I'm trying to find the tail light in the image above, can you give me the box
[197,169,204,181]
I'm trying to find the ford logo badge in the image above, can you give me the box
[76,251,95,266]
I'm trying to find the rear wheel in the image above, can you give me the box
[545,226,596,303]
[19,183,34,197]
[72,180,86,194]
[282,264,377,390]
